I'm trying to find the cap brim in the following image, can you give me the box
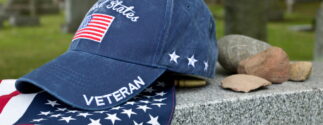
[15,51,165,110]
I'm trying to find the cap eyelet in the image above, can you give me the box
[209,18,215,38]
[209,20,214,31]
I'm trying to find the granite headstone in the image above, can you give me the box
[224,0,267,41]
[36,0,59,15]
[286,0,295,14]
[9,15,40,27]
[0,4,3,29]
[0,17,3,29]
[4,0,40,26]
[4,0,32,16]
[3,0,58,16]
[63,0,97,33]
[315,2,323,61]
[266,0,284,21]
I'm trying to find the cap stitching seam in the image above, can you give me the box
[155,0,174,68]
[70,50,167,69]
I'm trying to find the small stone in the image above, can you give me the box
[289,61,312,81]
[238,47,290,83]
[221,74,272,93]
[218,35,271,73]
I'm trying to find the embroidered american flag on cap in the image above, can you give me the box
[73,14,115,43]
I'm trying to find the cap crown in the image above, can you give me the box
[70,0,217,78]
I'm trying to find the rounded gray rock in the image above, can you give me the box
[218,35,271,73]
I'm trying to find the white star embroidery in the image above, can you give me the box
[111,106,122,110]
[67,110,79,113]
[147,114,160,125]
[125,101,136,105]
[133,120,143,125]
[156,91,166,96]
[204,61,209,71]
[45,100,60,107]
[145,95,153,99]
[156,82,165,87]
[144,87,154,93]
[168,51,180,64]
[187,55,198,67]
[59,116,76,123]
[153,98,167,102]
[121,109,137,118]
[94,110,107,114]
[136,105,152,112]
[38,111,51,116]
[105,113,121,125]
[31,118,46,122]
[88,118,102,125]
[152,103,166,108]
[56,108,67,111]
[50,113,62,118]
[140,100,150,104]
[77,112,93,118]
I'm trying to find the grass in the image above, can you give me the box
[0,2,320,79]
[0,13,72,78]
[209,2,320,61]
[267,2,321,60]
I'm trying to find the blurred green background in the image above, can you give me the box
[0,0,321,78]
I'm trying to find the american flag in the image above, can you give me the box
[73,14,115,43]
[0,79,175,125]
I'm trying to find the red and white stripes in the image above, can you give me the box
[0,80,37,125]
[73,14,115,43]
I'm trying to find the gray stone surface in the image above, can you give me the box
[224,0,267,41]
[63,0,96,33]
[172,62,323,125]
[315,2,323,61]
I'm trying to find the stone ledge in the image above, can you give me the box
[172,62,323,125]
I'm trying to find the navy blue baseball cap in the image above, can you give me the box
[16,0,217,110]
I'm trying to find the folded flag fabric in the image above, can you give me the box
[0,78,175,125]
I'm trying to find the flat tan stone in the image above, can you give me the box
[221,74,272,93]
